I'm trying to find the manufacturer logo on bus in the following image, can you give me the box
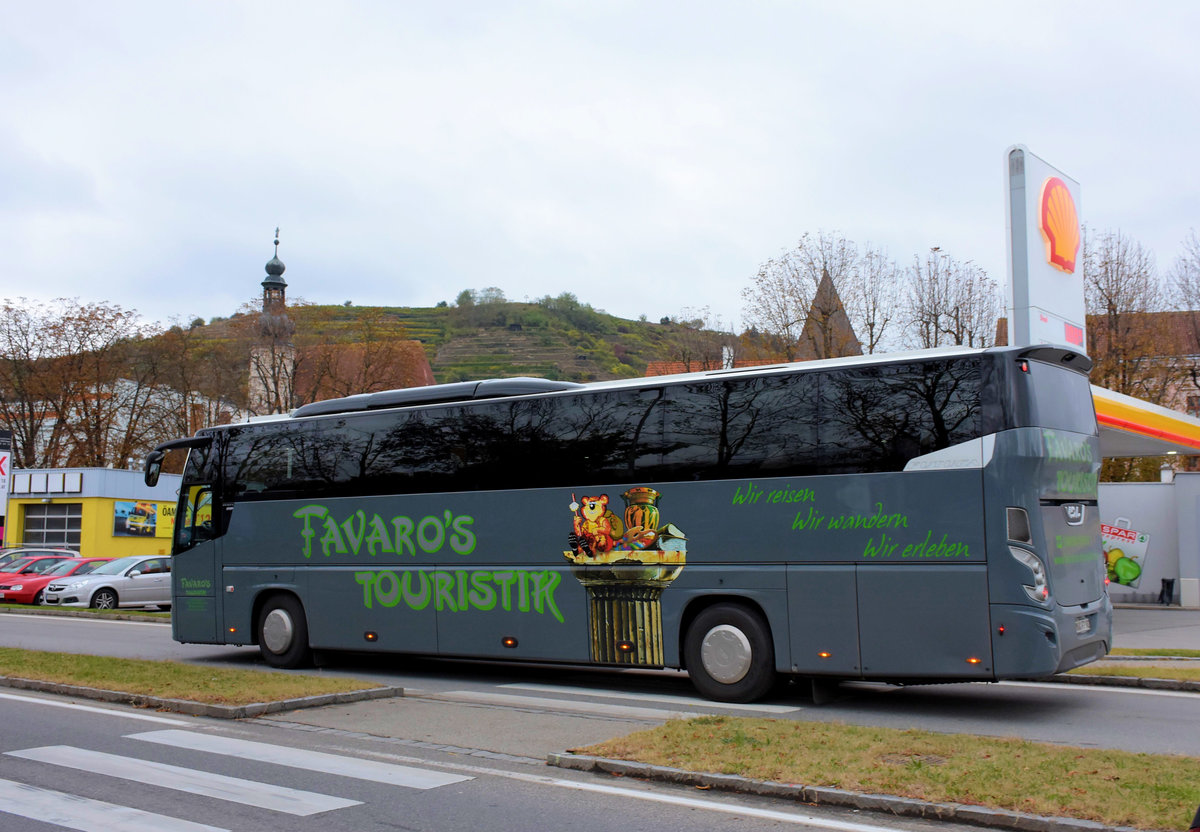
[1063,503,1085,526]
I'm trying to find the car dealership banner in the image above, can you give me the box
[0,431,10,543]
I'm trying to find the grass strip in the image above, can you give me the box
[0,648,381,706]
[578,717,1200,831]
[0,603,169,618]
[1070,663,1200,682]
[1110,647,1200,659]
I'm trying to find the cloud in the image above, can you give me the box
[1,1,1198,329]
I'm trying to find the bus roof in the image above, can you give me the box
[271,343,1089,423]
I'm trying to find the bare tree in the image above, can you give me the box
[1083,227,1179,404]
[0,300,71,467]
[848,245,901,354]
[230,296,303,416]
[667,307,737,371]
[742,251,809,361]
[50,302,163,468]
[743,231,892,360]
[1169,229,1200,396]
[0,298,167,468]
[294,307,425,402]
[902,247,999,349]
[150,319,246,436]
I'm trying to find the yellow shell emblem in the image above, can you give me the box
[1039,176,1079,273]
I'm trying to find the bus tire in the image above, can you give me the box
[684,603,776,702]
[257,595,312,668]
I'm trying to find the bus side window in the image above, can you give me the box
[177,485,215,551]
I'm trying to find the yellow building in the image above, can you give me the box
[4,468,182,558]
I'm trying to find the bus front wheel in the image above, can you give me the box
[684,603,776,703]
[257,595,312,668]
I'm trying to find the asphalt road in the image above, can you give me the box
[1,610,1198,757]
[0,688,981,832]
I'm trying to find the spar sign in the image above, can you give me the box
[1101,519,1150,588]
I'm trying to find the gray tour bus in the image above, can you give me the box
[146,344,1111,702]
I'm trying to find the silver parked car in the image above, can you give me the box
[42,555,172,610]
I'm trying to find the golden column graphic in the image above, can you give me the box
[565,488,686,666]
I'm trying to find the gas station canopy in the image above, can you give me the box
[1093,385,1200,458]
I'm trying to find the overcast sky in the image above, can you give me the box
[2,1,1197,332]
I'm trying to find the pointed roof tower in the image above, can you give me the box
[794,268,862,360]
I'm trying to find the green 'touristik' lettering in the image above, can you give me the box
[354,569,564,623]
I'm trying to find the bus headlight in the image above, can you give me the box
[1009,546,1049,603]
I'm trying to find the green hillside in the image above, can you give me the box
[378,299,683,382]
[207,296,724,384]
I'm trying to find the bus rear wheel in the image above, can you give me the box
[684,603,775,703]
[257,595,312,668]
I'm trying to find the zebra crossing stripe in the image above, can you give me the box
[500,683,803,714]
[435,689,702,720]
[0,777,227,832]
[7,745,361,816]
[128,729,472,789]
[0,691,190,725]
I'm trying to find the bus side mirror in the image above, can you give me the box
[144,451,164,487]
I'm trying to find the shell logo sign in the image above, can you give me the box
[1039,177,1080,274]
[1005,145,1086,350]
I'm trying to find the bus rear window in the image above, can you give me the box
[1023,361,1097,436]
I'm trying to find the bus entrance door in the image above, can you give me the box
[172,484,219,644]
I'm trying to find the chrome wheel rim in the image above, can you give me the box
[700,624,752,684]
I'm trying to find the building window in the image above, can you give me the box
[1188,395,1200,419]
[22,503,82,550]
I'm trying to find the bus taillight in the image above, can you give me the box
[1009,546,1049,604]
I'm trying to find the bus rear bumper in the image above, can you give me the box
[990,595,1112,679]
[1054,593,1113,673]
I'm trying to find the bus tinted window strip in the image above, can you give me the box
[219,357,985,499]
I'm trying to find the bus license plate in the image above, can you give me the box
[1075,615,1091,635]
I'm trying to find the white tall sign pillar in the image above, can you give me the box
[1005,145,1086,351]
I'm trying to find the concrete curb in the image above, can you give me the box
[0,607,170,623]
[0,675,404,718]
[547,753,1141,832]
[1054,672,1200,692]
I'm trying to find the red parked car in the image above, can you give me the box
[0,556,98,604]
[0,548,79,571]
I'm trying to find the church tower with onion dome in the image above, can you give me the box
[248,229,297,415]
